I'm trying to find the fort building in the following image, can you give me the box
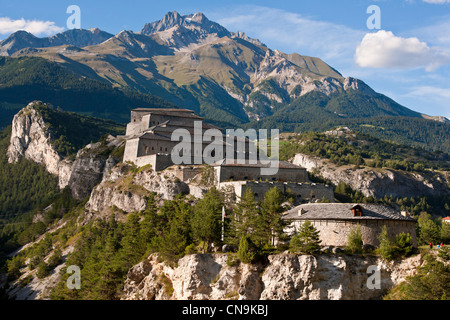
[123,108,253,170]
[283,203,417,247]
[123,108,334,202]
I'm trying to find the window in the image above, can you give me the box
[351,205,363,217]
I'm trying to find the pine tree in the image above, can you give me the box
[261,187,287,247]
[191,187,223,253]
[378,226,395,261]
[418,212,440,245]
[228,187,260,247]
[441,222,450,244]
[395,232,414,257]
[346,224,363,254]
[237,235,256,264]
[158,198,192,261]
[119,213,144,264]
[290,220,321,254]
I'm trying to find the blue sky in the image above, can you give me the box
[1,0,450,118]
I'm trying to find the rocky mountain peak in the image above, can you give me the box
[0,28,113,56]
[141,11,230,39]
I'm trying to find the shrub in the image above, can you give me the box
[36,262,51,279]
[346,224,363,254]
[378,226,395,261]
[184,244,197,255]
[237,236,255,264]
[394,233,414,257]
[6,255,25,281]
[384,254,450,300]
[47,249,63,269]
[437,246,450,261]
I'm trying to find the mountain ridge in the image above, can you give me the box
[0,11,448,152]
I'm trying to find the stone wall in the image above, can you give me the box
[215,165,308,183]
[288,219,417,247]
[153,154,174,171]
[123,138,140,163]
[219,181,334,203]
[171,166,203,182]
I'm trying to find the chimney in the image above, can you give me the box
[401,211,409,217]
[298,208,305,216]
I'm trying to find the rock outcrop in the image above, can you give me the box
[85,163,192,217]
[292,153,450,199]
[7,102,67,180]
[7,101,124,200]
[122,253,423,300]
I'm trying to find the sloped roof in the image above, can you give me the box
[131,108,203,119]
[283,203,416,222]
[213,160,304,169]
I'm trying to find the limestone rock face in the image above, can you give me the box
[292,153,450,199]
[132,169,190,200]
[7,102,63,178]
[86,164,190,216]
[6,102,123,200]
[121,253,423,300]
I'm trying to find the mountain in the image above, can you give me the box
[1,103,445,301]
[0,28,113,56]
[0,55,178,128]
[0,11,448,151]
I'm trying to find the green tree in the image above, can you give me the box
[418,212,440,245]
[119,213,144,263]
[378,226,395,261]
[237,235,255,264]
[441,222,450,244]
[394,233,414,257]
[260,187,287,247]
[228,188,260,247]
[47,248,63,269]
[157,199,192,261]
[6,255,25,280]
[289,220,321,254]
[346,224,363,254]
[191,187,223,252]
[36,261,50,279]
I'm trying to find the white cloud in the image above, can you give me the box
[422,0,450,4]
[0,17,64,36]
[409,85,450,98]
[406,85,450,118]
[355,30,449,71]
[210,6,364,63]
[412,16,450,47]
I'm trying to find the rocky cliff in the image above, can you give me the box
[85,163,207,220]
[292,153,450,199]
[7,101,124,200]
[122,253,423,300]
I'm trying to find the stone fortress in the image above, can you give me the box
[123,108,417,247]
[123,108,334,203]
